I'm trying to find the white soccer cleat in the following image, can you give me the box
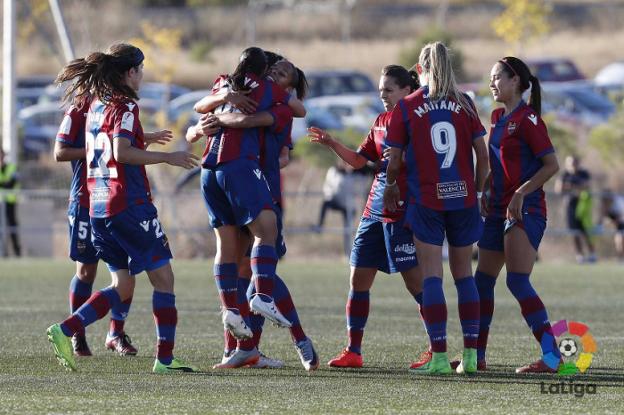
[249,295,292,328]
[222,309,253,340]
[295,337,319,371]
[213,348,259,369]
[249,352,285,369]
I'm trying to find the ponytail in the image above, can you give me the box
[229,46,267,92]
[499,56,541,115]
[419,42,476,118]
[382,64,419,93]
[294,66,308,100]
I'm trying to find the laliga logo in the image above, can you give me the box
[541,320,597,375]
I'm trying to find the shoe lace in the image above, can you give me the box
[120,334,133,349]
[296,339,314,362]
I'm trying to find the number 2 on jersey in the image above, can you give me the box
[430,121,457,169]
[86,131,118,178]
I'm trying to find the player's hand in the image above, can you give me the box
[226,91,257,114]
[480,191,489,216]
[506,191,524,222]
[383,183,401,212]
[166,151,200,169]
[382,147,406,164]
[308,127,333,146]
[145,129,173,147]
[197,114,221,136]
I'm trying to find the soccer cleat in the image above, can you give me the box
[47,324,77,371]
[409,350,432,369]
[249,352,285,369]
[328,348,363,368]
[220,349,235,364]
[213,348,260,369]
[153,357,199,374]
[295,337,319,371]
[409,352,452,375]
[105,333,138,356]
[249,295,292,328]
[71,333,92,357]
[451,358,487,371]
[222,309,253,340]
[515,358,560,374]
[456,348,478,374]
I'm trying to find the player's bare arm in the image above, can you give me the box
[383,146,402,212]
[114,136,198,169]
[308,126,367,169]
[54,141,86,162]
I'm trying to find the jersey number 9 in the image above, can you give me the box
[431,121,457,169]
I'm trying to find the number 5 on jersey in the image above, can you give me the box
[86,131,118,178]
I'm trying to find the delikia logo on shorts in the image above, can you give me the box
[541,319,597,375]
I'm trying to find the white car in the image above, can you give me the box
[303,93,384,133]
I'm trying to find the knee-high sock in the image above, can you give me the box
[236,277,255,351]
[246,281,265,348]
[109,296,132,337]
[60,287,121,337]
[274,274,306,343]
[251,245,277,299]
[422,277,447,353]
[214,263,238,310]
[346,290,369,354]
[506,272,560,359]
[475,271,497,361]
[153,291,177,365]
[455,276,480,349]
[68,275,93,336]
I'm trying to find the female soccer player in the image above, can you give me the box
[46,43,199,374]
[471,56,562,373]
[384,42,489,375]
[54,95,171,357]
[308,65,428,369]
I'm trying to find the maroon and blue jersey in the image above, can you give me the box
[202,73,291,168]
[56,99,91,208]
[260,104,294,207]
[487,101,555,218]
[386,86,486,211]
[85,98,151,218]
[357,111,408,223]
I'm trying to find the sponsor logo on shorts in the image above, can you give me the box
[140,220,150,232]
[436,180,468,199]
[253,169,263,180]
[394,243,416,255]
[76,240,86,253]
[395,256,416,263]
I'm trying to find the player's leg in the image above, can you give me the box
[504,218,561,373]
[68,261,97,356]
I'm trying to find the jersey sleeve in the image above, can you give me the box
[385,99,409,149]
[211,74,228,94]
[112,102,140,142]
[55,105,85,145]
[521,113,555,158]
[268,105,294,134]
[357,115,382,162]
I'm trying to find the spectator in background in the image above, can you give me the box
[555,156,596,263]
[0,148,21,257]
[316,159,356,234]
[599,190,624,262]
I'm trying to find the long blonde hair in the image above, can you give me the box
[418,41,476,118]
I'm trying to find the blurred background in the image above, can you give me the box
[1,0,624,261]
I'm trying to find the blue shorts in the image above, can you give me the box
[201,158,275,228]
[67,201,98,264]
[478,214,546,252]
[405,203,483,247]
[90,203,172,275]
[350,216,418,274]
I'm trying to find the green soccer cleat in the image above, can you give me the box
[409,352,452,375]
[46,324,77,371]
[456,348,477,374]
[153,357,199,374]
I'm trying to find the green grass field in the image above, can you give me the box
[0,259,622,414]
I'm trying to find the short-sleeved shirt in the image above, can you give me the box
[385,86,486,211]
[56,99,90,208]
[357,111,408,223]
[487,101,555,218]
[202,73,291,167]
[86,98,151,218]
[260,104,294,207]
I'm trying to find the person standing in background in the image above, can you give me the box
[0,148,21,257]
[555,156,596,263]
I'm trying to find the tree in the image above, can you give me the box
[491,0,551,53]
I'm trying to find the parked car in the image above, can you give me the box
[595,61,624,87]
[167,89,211,127]
[526,58,585,83]
[303,93,384,133]
[16,75,55,110]
[18,102,66,159]
[541,82,615,128]
[306,70,377,98]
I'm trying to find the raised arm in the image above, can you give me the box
[194,90,257,114]
[308,126,367,169]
